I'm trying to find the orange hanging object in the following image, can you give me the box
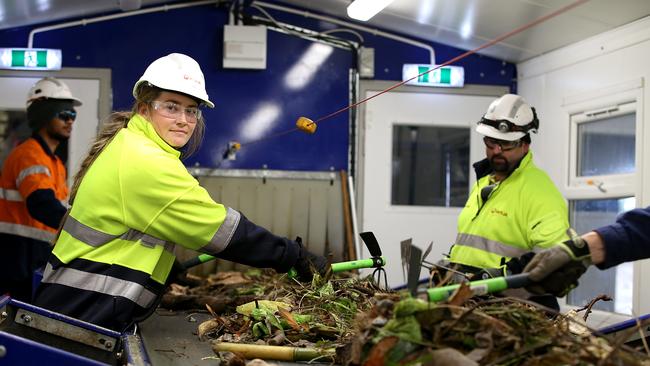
[295,117,317,134]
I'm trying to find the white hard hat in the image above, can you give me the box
[26,77,82,107]
[133,53,214,108]
[476,94,538,141]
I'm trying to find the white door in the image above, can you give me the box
[0,73,103,187]
[357,83,507,288]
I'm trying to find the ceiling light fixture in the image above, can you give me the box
[347,0,395,22]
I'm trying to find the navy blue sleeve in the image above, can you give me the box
[594,206,650,269]
[25,189,67,229]
[217,213,300,273]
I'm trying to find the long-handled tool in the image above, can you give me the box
[402,241,531,302]
[180,231,387,280]
[424,273,530,302]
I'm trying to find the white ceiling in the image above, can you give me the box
[1,0,649,63]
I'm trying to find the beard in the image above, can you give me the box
[489,155,513,173]
[45,125,70,142]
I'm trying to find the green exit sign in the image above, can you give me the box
[0,48,62,70]
[402,64,464,88]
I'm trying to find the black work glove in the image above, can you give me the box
[525,260,588,297]
[166,259,188,286]
[473,252,536,280]
[503,252,536,274]
[293,237,328,282]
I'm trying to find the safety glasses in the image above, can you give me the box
[57,110,77,121]
[483,136,521,152]
[151,100,201,123]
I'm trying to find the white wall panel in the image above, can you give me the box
[518,15,650,327]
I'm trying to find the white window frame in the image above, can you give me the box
[568,101,638,196]
[564,81,643,200]
[560,79,644,328]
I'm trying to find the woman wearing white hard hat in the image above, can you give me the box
[34,53,326,331]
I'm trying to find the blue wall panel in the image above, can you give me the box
[0,1,515,171]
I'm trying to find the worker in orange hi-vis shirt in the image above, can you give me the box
[0,77,82,302]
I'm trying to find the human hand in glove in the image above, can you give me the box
[166,258,188,286]
[523,229,592,296]
[293,237,328,282]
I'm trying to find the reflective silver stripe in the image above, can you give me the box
[63,215,176,253]
[455,233,530,258]
[0,222,55,242]
[120,230,165,248]
[202,207,240,254]
[16,165,51,187]
[41,263,157,308]
[63,216,119,247]
[0,188,22,201]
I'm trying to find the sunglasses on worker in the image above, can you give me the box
[483,136,522,151]
[151,100,201,123]
[56,110,77,121]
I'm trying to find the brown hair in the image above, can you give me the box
[68,83,206,205]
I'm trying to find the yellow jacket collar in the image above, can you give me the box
[127,114,181,158]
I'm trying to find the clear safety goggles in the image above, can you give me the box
[483,136,522,151]
[151,100,201,123]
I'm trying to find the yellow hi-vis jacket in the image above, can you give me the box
[35,114,301,332]
[41,114,240,304]
[449,151,569,269]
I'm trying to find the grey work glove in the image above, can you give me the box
[523,229,591,297]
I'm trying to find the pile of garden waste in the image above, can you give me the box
[161,269,650,365]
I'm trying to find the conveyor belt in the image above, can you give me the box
[138,310,321,366]
[138,310,214,366]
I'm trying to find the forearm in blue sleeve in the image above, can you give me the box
[26,189,67,229]
[217,213,300,273]
[594,206,650,269]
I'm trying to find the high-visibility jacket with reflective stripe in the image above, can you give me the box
[449,151,569,269]
[44,114,240,306]
[0,136,68,242]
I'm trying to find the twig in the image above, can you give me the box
[632,313,650,356]
[575,294,612,321]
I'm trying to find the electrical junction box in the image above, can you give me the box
[223,25,267,69]
[358,47,374,78]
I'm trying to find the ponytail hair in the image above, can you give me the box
[68,112,130,205]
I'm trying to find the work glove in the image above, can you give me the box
[523,229,592,297]
[166,259,188,286]
[473,252,536,280]
[293,237,328,282]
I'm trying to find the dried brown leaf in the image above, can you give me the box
[447,282,474,306]
[198,318,221,340]
[209,271,252,286]
[363,336,398,366]
[277,307,305,331]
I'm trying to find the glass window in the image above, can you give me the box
[391,125,469,207]
[577,112,635,177]
[567,197,635,314]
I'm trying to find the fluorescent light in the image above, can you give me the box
[402,64,465,88]
[347,0,395,22]
[0,48,62,70]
